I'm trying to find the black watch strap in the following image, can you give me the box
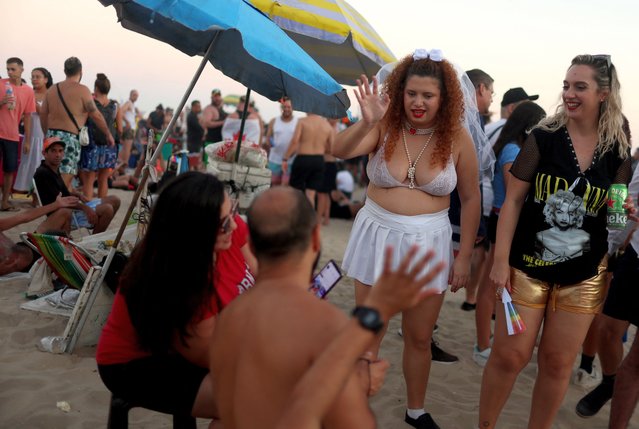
[351,306,384,334]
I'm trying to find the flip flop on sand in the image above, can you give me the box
[0,205,19,212]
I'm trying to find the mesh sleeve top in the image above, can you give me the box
[508,126,631,285]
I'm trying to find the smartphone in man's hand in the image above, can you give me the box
[309,260,343,299]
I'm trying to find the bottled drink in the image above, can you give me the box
[607,183,628,230]
[4,81,15,110]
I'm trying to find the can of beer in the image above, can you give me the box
[607,183,628,230]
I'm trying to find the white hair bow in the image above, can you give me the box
[413,49,444,62]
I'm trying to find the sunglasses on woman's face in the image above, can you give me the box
[220,199,240,234]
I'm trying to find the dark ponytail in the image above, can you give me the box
[95,73,110,94]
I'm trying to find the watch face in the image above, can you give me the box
[353,307,383,333]
[362,311,377,326]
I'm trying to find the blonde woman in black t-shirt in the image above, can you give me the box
[478,55,633,429]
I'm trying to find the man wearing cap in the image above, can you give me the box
[201,89,227,165]
[34,137,120,234]
[0,138,80,277]
[40,57,115,188]
[0,189,80,277]
[203,89,227,143]
[484,87,539,145]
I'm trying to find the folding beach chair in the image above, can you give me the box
[19,232,115,353]
[20,232,98,290]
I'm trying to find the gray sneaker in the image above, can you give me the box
[573,366,602,389]
[473,345,491,367]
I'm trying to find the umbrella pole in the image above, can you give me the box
[231,88,252,183]
[66,36,219,353]
[233,87,252,164]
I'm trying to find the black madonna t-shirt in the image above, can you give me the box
[509,126,631,285]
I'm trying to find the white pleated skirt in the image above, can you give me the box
[342,199,452,293]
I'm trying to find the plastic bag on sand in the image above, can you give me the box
[38,336,67,353]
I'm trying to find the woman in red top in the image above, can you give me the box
[97,172,251,426]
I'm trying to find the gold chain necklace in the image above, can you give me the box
[402,127,434,189]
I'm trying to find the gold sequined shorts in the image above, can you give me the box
[503,260,607,314]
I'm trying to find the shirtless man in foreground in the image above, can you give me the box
[211,186,445,429]
[40,56,114,188]
[210,187,442,429]
[276,249,445,429]
[282,114,333,206]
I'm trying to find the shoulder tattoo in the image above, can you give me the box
[85,99,97,113]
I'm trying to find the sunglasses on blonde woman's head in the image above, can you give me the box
[593,54,612,83]
[220,199,240,234]
[593,54,611,68]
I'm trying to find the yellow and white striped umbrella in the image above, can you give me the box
[248,0,396,85]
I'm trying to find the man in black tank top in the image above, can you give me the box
[203,89,227,144]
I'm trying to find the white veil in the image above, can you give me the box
[375,49,495,179]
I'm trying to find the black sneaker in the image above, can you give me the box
[461,301,477,311]
[431,339,459,364]
[405,412,441,429]
[576,381,614,418]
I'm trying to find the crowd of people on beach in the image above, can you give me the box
[0,56,126,277]
[103,51,639,429]
[3,50,639,429]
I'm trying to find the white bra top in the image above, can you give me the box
[366,133,457,196]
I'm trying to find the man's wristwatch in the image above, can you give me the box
[351,306,384,334]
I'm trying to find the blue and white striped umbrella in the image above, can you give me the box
[99,0,350,117]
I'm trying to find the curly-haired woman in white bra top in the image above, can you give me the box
[334,50,481,429]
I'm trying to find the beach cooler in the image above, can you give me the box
[205,142,271,210]
[206,159,271,209]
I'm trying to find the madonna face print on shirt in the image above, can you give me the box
[534,189,590,262]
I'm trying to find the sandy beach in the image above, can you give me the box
[0,187,637,428]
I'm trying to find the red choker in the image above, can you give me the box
[404,122,435,135]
